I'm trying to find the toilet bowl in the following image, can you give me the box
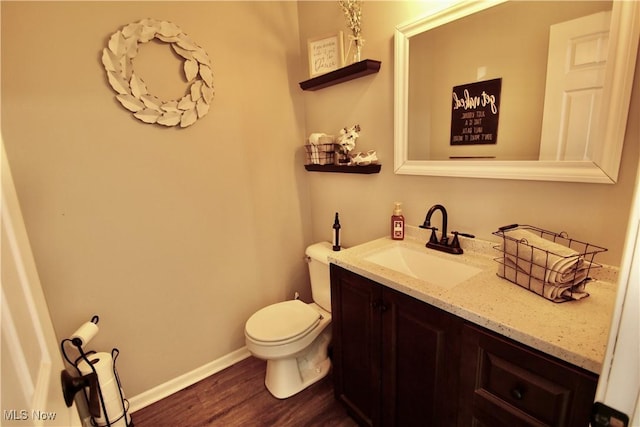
[244,242,334,399]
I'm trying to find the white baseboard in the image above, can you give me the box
[128,347,252,413]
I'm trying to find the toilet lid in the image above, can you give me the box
[245,300,321,343]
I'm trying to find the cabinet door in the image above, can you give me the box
[459,324,598,427]
[330,265,383,426]
[382,287,463,427]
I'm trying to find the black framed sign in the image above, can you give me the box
[450,78,501,145]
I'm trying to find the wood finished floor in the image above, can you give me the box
[132,356,358,427]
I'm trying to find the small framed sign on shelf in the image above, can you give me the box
[308,32,344,78]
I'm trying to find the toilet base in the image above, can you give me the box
[264,328,331,399]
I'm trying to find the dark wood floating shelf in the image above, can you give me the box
[304,164,381,174]
[299,59,382,91]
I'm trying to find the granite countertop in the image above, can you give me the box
[328,226,618,374]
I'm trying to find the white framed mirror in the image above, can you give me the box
[394,0,639,183]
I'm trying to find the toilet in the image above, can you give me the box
[244,242,334,399]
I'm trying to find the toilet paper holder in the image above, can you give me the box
[60,315,132,427]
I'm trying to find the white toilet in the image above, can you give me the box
[244,242,334,399]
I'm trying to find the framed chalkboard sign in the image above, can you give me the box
[308,32,344,78]
[450,78,502,145]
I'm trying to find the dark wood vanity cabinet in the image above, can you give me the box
[459,324,598,427]
[330,264,463,426]
[330,265,599,427]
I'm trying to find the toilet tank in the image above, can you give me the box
[305,242,334,312]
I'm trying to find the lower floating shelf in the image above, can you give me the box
[304,164,381,174]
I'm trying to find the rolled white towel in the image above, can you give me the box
[498,258,589,302]
[310,145,319,164]
[502,229,582,284]
[308,133,335,145]
[308,133,326,145]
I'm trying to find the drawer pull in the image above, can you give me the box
[510,387,524,400]
[371,300,388,312]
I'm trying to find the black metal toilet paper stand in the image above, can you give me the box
[60,315,133,427]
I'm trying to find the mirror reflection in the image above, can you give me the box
[394,0,638,183]
[407,1,612,161]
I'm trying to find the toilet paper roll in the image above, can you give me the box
[77,352,113,379]
[77,352,127,425]
[97,414,129,427]
[71,321,99,347]
[95,393,126,426]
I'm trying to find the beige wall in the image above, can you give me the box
[1,0,638,402]
[1,1,309,397]
[299,1,638,266]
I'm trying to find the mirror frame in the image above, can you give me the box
[394,0,639,183]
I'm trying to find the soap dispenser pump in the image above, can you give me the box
[391,202,405,240]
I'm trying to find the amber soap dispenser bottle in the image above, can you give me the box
[391,202,405,240]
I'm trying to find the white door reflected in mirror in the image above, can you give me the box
[540,11,611,161]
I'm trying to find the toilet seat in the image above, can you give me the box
[245,300,321,345]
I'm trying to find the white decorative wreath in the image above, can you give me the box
[102,19,214,128]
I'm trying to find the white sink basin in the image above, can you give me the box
[363,244,482,289]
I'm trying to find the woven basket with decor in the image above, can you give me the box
[304,143,337,165]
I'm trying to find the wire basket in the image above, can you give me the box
[304,143,336,165]
[492,224,607,303]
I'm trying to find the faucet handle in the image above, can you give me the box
[419,225,439,243]
[453,231,475,239]
[428,227,439,243]
[450,231,475,250]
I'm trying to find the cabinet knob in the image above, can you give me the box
[510,387,524,400]
[371,300,388,312]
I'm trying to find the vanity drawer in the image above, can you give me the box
[459,324,597,427]
[477,350,571,424]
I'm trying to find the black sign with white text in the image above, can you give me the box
[450,78,501,145]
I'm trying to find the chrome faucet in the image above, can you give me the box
[420,204,474,255]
